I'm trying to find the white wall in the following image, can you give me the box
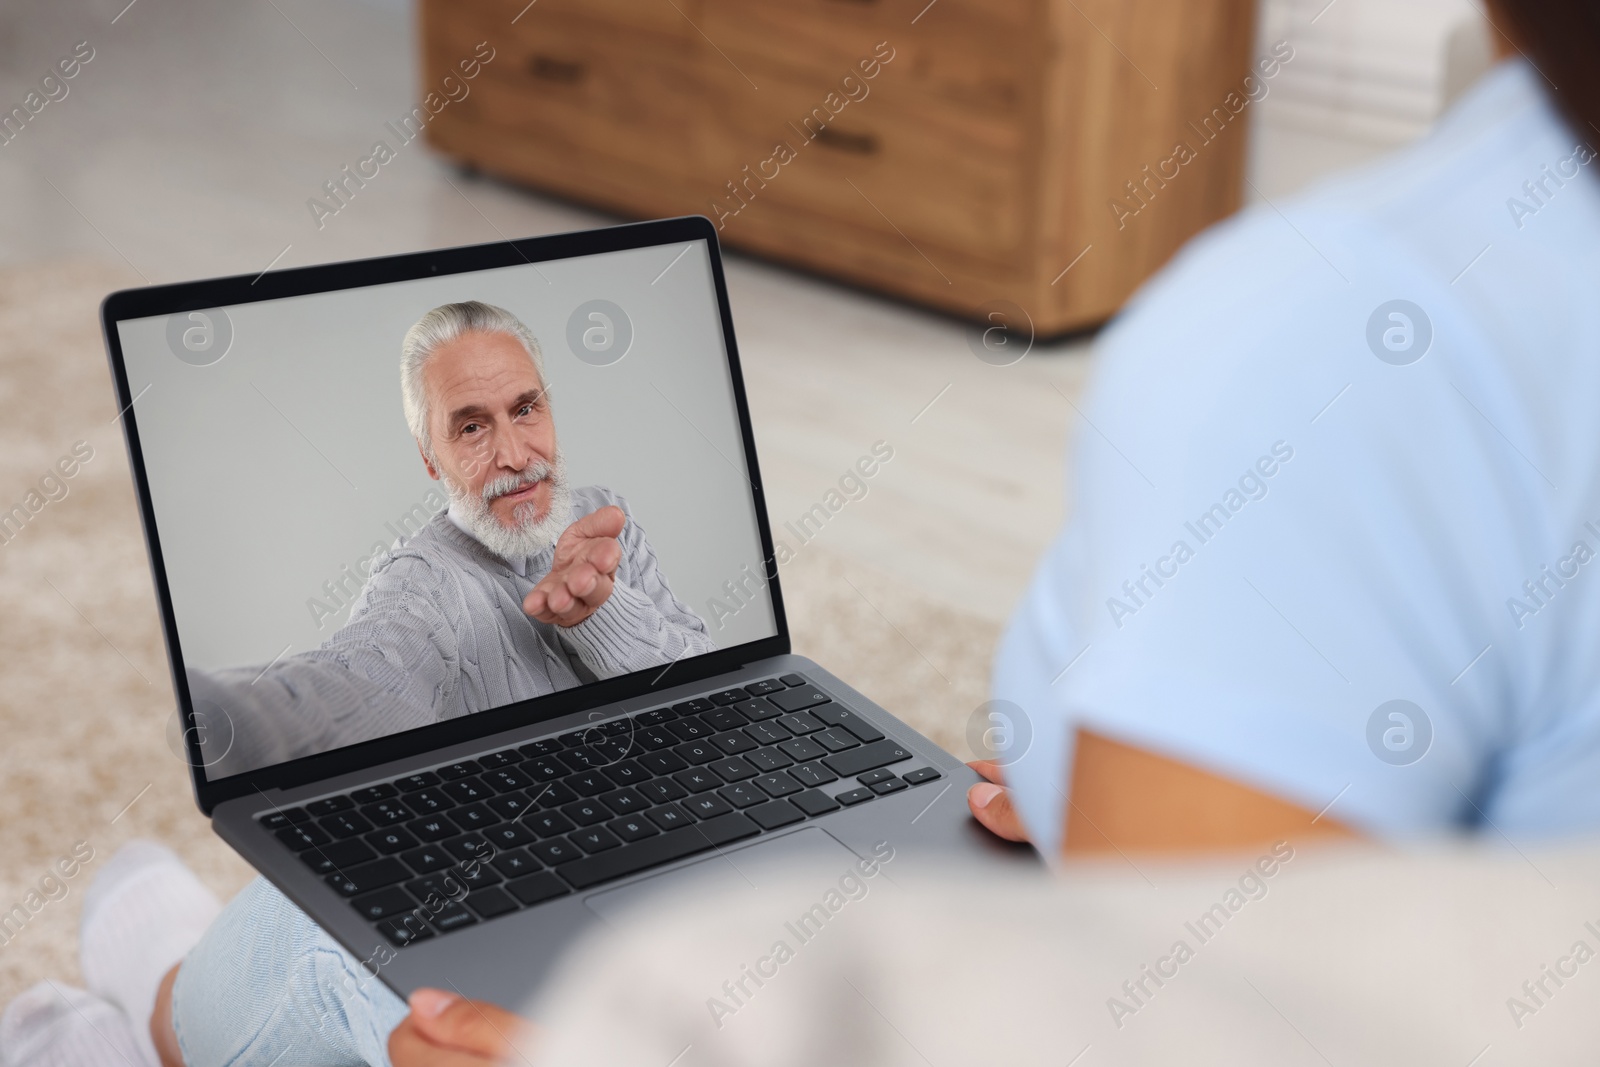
[1249,0,1495,198]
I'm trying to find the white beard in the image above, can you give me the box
[445,452,572,560]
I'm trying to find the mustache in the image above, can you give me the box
[482,461,554,503]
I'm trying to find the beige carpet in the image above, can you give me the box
[0,261,1000,1007]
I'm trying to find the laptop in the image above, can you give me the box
[101,215,1034,1007]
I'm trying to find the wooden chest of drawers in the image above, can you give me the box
[421,0,1258,335]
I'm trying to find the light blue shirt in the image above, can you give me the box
[997,59,1600,853]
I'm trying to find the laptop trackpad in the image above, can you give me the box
[585,827,887,927]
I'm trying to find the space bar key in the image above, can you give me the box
[558,814,762,890]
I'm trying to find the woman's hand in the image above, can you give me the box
[965,759,1032,843]
[388,988,537,1067]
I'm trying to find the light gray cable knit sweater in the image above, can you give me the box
[189,485,712,777]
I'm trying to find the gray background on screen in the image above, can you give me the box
[115,241,777,670]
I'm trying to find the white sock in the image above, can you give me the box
[78,842,221,1067]
[0,982,150,1067]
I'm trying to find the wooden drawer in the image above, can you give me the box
[422,1,700,183]
[506,0,691,39]
[699,0,1033,115]
[698,60,1028,268]
[420,0,1259,334]
[427,0,691,41]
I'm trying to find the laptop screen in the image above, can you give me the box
[111,234,778,783]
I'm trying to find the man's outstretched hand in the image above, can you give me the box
[389,989,536,1067]
[523,505,625,628]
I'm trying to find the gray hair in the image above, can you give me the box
[400,301,545,457]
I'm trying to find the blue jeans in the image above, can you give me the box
[170,878,408,1067]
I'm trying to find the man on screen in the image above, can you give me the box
[187,301,713,776]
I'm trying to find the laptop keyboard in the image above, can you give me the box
[256,674,942,947]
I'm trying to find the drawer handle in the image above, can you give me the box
[528,55,586,84]
[813,126,879,155]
